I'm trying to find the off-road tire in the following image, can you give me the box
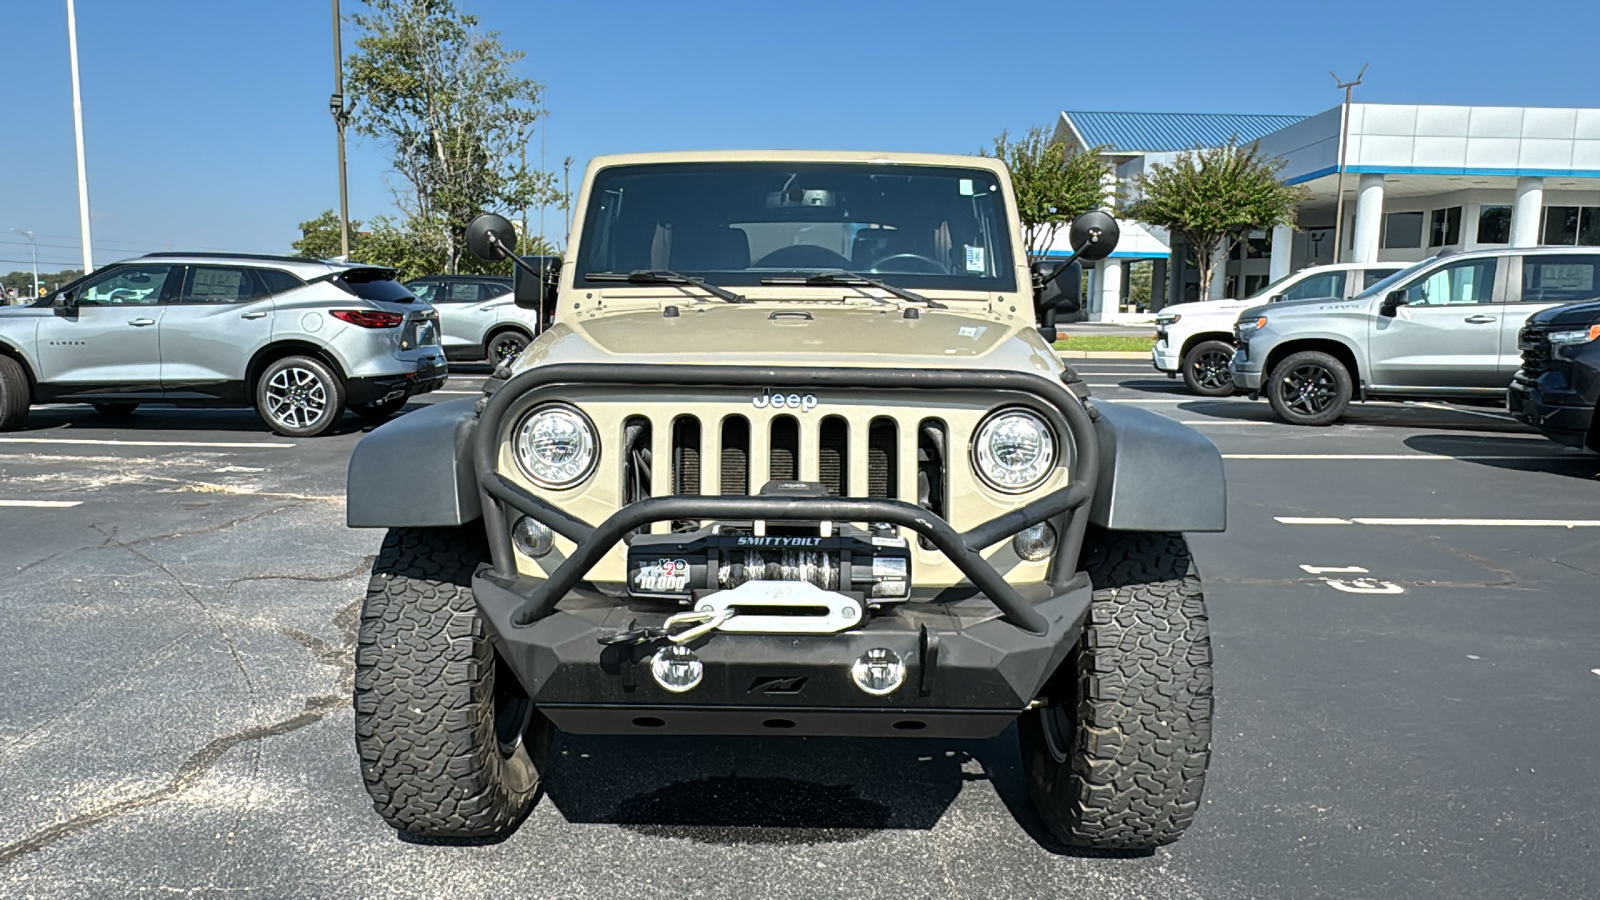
[350,395,408,421]
[1180,339,1236,397]
[255,355,346,438]
[91,402,139,418]
[353,526,552,839]
[486,328,530,364]
[1019,529,1213,851]
[0,356,29,431]
[1266,349,1352,426]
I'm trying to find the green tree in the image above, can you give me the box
[1123,139,1308,299]
[345,0,557,274]
[981,126,1113,258]
[292,209,365,260]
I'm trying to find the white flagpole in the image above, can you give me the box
[66,0,94,272]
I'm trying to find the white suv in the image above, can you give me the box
[1152,262,1400,395]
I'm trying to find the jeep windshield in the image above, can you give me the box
[575,161,1017,293]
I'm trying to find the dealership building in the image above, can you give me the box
[1051,104,1600,319]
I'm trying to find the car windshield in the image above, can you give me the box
[1243,272,1300,301]
[574,162,1017,292]
[1354,257,1437,298]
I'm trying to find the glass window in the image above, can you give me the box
[1543,207,1580,245]
[447,282,481,302]
[74,264,176,306]
[180,266,269,304]
[1521,254,1600,303]
[481,281,512,297]
[1356,258,1437,298]
[1428,207,1462,247]
[1383,212,1424,249]
[1278,271,1347,301]
[1243,274,1269,296]
[259,269,305,294]
[333,269,413,303]
[1581,208,1600,246]
[1477,205,1511,244]
[405,281,438,302]
[1402,258,1498,306]
[575,162,1016,291]
[1363,268,1402,289]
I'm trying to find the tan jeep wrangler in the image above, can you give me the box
[346,151,1225,851]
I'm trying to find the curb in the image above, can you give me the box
[1055,351,1150,360]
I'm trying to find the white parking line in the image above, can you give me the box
[1179,420,1276,426]
[1277,516,1600,527]
[1223,453,1565,461]
[0,499,83,508]
[0,438,294,449]
[1098,398,1188,403]
[1086,383,1176,388]
[433,390,483,395]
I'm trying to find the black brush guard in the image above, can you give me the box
[472,364,1098,638]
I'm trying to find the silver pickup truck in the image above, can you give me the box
[1229,246,1600,425]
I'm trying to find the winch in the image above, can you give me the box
[626,523,911,603]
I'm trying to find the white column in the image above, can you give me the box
[1098,259,1123,321]
[1510,177,1544,247]
[1207,240,1227,299]
[1269,223,1293,282]
[1351,173,1385,263]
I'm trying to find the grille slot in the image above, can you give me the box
[1519,325,1552,377]
[819,416,849,496]
[916,419,949,550]
[868,417,897,499]
[671,416,701,532]
[770,416,799,482]
[622,416,652,505]
[720,416,750,495]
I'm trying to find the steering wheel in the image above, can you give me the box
[104,288,141,305]
[868,253,949,275]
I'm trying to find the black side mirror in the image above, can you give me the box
[52,290,77,316]
[1380,289,1408,317]
[465,213,518,262]
[513,255,561,311]
[1067,210,1120,262]
[1032,259,1083,341]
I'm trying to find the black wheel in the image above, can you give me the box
[353,527,551,839]
[1180,339,1236,397]
[255,355,346,437]
[1266,349,1352,426]
[486,329,530,364]
[350,395,408,421]
[1019,529,1213,851]
[91,402,139,418]
[0,355,30,431]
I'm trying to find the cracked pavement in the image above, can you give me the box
[2,368,1600,898]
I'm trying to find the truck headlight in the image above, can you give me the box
[513,403,598,488]
[1548,324,1600,344]
[972,408,1055,493]
[1155,313,1181,326]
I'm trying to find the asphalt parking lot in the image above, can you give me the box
[3,359,1599,899]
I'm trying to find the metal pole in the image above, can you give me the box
[65,0,94,272]
[10,230,39,297]
[331,0,351,258]
[1329,65,1366,265]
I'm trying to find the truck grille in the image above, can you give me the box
[1519,325,1552,377]
[619,412,947,532]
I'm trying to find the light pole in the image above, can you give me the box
[1329,64,1367,265]
[65,0,94,271]
[9,230,39,298]
[330,0,353,258]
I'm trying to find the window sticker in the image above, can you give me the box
[964,245,986,273]
[959,178,974,196]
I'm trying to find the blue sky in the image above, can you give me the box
[3,0,1597,273]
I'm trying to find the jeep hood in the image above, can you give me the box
[513,304,1064,375]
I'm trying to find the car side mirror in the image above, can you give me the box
[1269,294,1285,303]
[53,290,77,316]
[465,213,518,262]
[1066,210,1120,262]
[1380,289,1408,317]
[513,256,561,311]
[1032,259,1082,340]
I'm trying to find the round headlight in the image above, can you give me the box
[513,404,598,489]
[973,408,1056,493]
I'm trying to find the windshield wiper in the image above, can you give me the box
[585,269,749,303]
[762,271,946,309]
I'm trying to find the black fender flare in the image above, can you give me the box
[347,398,482,527]
[1088,401,1226,532]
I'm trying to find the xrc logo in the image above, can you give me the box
[752,389,819,412]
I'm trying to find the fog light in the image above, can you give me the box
[511,516,553,558]
[1012,522,1057,562]
[650,645,703,693]
[850,648,906,696]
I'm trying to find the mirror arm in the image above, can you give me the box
[484,232,548,281]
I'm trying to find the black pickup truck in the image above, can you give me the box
[1510,299,1600,451]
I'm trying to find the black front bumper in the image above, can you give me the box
[469,363,1103,736]
[1509,378,1595,448]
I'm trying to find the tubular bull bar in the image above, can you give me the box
[473,364,1100,636]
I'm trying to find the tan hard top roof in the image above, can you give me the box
[586,150,1010,176]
